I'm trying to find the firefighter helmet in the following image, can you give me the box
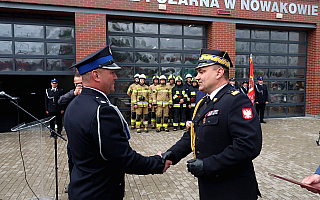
[139,74,146,79]
[159,75,166,80]
[152,75,159,81]
[191,77,198,83]
[168,74,175,81]
[175,76,183,83]
[185,73,192,79]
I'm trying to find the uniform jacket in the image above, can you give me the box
[255,84,269,103]
[127,82,138,105]
[172,84,188,108]
[64,87,164,200]
[132,83,151,107]
[166,82,175,90]
[152,83,172,107]
[240,86,248,95]
[188,85,199,108]
[184,82,192,102]
[45,87,64,112]
[149,83,158,101]
[58,89,76,107]
[169,84,262,200]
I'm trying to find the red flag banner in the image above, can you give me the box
[248,54,255,106]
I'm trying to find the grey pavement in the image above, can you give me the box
[1,117,320,199]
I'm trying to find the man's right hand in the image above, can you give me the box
[46,111,49,115]
[74,86,82,96]
[301,174,320,193]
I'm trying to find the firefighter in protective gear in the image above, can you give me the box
[185,73,193,120]
[127,74,140,129]
[166,74,176,89]
[188,77,199,119]
[166,74,175,126]
[172,76,188,131]
[133,74,151,133]
[149,75,159,129]
[153,75,172,132]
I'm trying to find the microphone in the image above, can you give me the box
[0,91,17,100]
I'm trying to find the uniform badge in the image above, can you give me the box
[242,108,253,119]
[205,110,219,117]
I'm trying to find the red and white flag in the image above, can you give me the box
[248,54,255,106]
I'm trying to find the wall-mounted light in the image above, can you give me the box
[159,4,167,10]
[276,13,283,19]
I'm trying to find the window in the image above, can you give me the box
[0,12,75,74]
[107,20,206,111]
[236,28,307,117]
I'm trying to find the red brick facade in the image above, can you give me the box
[75,13,107,61]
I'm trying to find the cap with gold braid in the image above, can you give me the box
[196,48,233,70]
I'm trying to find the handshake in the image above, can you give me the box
[157,151,206,177]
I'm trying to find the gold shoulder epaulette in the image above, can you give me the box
[231,90,240,96]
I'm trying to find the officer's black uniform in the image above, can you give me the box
[168,84,262,199]
[240,85,248,95]
[255,82,269,123]
[163,48,262,200]
[45,84,64,135]
[64,46,164,200]
[172,81,187,130]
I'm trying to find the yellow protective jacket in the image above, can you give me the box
[127,82,139,105]
[149,84,158,100]
[166,82,175,90]
[133,83,151,108]
[153,84,172,107]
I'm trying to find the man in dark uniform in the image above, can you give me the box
[57,73,82,193]
[64,46,169,200]
[45,78,64,137]
[240,80,249,95]
[162,48,262,200]
[229,77,238,89]
[255,76,269,123]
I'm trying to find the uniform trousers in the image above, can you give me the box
[156,106,169,130]
[173,107,186,129]
[47,111,63,134]
[136,107,148,129]
[255,103,266,122]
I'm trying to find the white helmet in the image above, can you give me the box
[139,74,146,79]
[159,75,166,80]
[185,74,192,79]
[134,74,140,78]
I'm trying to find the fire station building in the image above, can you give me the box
[0,0,319,131]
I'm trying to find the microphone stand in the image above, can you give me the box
[9,100,66,200]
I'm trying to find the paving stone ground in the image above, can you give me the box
[0,117,320,199]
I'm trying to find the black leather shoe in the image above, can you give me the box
[260,121,266,123]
